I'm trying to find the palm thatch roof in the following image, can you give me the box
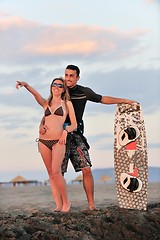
[10,175,27,183]
[98,175,112,183]
[72,174,83,183]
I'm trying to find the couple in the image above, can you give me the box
[16,64,134,212]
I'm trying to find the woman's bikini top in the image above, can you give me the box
[44,105,64,117]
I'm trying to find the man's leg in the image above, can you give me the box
[69,133,98,210]
[61,135,71,174]
[82,167,96,210]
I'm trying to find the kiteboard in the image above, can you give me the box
[114,102,148,210]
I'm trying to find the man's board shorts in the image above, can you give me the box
[61,132,92,173]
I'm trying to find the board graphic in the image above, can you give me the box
[114,102,148,210]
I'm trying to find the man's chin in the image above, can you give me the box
[66,83,76,88]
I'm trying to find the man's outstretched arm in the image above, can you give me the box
[101,96,135,105]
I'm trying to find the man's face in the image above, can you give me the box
[64,69,80,88]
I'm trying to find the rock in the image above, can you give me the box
[0,203,160,240]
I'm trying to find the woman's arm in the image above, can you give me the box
[16,81,46,107]
[58,101,77,145]
[65,101,77,133]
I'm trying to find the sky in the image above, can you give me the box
[0,0,160,183]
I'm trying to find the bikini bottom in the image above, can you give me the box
[38,139,59,150]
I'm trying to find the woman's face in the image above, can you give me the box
[51,80,64,96]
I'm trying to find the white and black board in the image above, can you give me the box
[114,102,148,210]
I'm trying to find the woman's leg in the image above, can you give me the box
[52,143,71,212]
[38,142,63,211]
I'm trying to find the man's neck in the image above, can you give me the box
[68,84,77,89]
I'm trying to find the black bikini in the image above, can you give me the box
[38,104,64,150]
[44,106,64,117]
[38,139,59,150]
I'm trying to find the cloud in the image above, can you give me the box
[81,67,160,115]
[148,143,160,148]
[0,11,11,18]
[0,67,159,114]
[24,26,149,56]
[0,13,159,143]
[89,133,113,143]
[0,15,150,65]
[145,0,158,4]
[6,133,29,139]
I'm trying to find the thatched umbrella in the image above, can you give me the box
[72,174,83,184]
[98,175,112,183]
[10,175,28,186]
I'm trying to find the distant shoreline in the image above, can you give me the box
[0,166,160,184]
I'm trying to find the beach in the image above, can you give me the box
[0,183,118,215]
[0,183,160,239]
[0,183,160,214]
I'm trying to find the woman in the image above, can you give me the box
[16,77,77,212]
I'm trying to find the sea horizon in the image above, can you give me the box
[0,166,160,185]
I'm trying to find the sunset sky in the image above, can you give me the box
[0,0,160,182]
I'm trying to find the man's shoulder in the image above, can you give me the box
[71,84,102,102]
[70,84,94,97]
[76,84,93,92]
[77,84,102,102]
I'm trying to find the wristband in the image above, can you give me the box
[64,128,69,133]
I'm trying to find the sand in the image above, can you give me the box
[0,183,160,239]
[0,182,159,215]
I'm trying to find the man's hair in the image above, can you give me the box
[66,65,80,77]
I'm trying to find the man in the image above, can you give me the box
[40,64,134,210]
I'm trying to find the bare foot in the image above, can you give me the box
[61,202,71,212]
[89,207,101,211]
[53,209,61,212]
[88,205,97,211]
[81,206,101,212]
[53,206,62,212]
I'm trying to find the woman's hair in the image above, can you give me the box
[48,77,70,107]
